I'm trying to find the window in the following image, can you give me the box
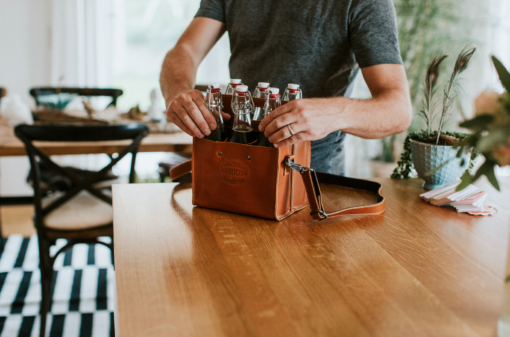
[112,0,231,111]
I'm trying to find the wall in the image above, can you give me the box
[0,0,52,196]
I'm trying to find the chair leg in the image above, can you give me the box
[110,241,115,268]
[38,236,53,337]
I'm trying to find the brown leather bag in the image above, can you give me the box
[170,94,385,221]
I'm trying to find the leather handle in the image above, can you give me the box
[285,157,385,220]
[170,160,192,183]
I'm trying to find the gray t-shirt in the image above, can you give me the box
[195,0,402,174]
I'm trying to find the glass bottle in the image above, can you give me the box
[282,83,303,101]
[225,79,243,95]
[252,82,270,120]
[229,85,254,145]
[258,88,281,148]
[204,83,225,142]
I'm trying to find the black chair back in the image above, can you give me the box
[15,123,149,230]
[29,87,123,107]
[0,87,6,99]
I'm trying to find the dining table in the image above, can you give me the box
[0,119,193,157]
[0,118,193,205]
[112,177,510,337]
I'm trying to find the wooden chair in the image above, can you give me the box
[14,123,148,337]
[0,87,6,99]
[29,87,123,107]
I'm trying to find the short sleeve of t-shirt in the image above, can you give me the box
[195,0,225,23]
[348,0,403,68]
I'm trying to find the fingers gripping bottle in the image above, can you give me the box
[258,88,281,148]
[229,85,255,145]
[282,83,303,101]
[225,79,243,95]
[205,84,225,142]
[252,82,270,120]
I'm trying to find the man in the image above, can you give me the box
[160,0,412,175]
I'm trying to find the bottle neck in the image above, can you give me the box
[205,91,224,124]
[263,96,281,117]
[284,89,302,101]
[232,94,253,131]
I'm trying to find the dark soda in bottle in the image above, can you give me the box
[229,85,254,145]
[258,88,281,147]
[205,84,226,142]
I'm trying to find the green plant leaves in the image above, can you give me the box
[477,122,510,152]
[493,56,510,93]
[458,159,500,191]
[459,114,495,131]
[457,170,473,191]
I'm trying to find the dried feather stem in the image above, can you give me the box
[435,46,476,144]
[420,54,447,136]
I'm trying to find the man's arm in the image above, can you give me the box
[258,64,412,148]
[160,17,227,138]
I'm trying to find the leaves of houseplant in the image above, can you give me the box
[493,56,510,93]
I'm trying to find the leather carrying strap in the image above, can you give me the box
[285,157,385,221]
[170,158,385,221]
[170,160,192,183]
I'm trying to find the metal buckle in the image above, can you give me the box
[310,209,328,220]
[285,157,308,174]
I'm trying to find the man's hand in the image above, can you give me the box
[166,89,230,138]
[160,17,227,137]
[258,98,340,148]
[259,64,412,147]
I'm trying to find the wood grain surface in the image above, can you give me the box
[112,178,510,337]
[0,121,192,156]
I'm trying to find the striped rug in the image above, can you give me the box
[0,235,115,336]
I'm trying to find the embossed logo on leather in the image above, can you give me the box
[219,158,250,185]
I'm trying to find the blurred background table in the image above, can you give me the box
[0,120,193,156]
[112,178,510,337]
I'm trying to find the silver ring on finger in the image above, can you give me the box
[287,124,295,136]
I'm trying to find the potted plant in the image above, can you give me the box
[454,56,510,336]
[392,47,478,189]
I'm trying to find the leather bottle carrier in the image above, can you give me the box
[170,94,385,221]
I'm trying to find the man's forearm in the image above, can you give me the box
[160,46,199,108]
[335,88,412,139]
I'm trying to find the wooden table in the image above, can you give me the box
[112,178,510,337]
[0,121,193,156]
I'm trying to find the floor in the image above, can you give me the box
[1,205,35,237]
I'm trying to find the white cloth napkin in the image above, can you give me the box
[0,94,33,125]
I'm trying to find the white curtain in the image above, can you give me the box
[50,0,118,88]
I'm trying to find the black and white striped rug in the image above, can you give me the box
[0,235,115,336]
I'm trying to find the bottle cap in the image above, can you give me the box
[288,83,300,90]
[208,83,220,88]
[230,79,242,84]
[268,87,280,95]
[236,85,248,92]
[258,82,270,88]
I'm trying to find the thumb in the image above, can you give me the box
[221,111,231,121]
